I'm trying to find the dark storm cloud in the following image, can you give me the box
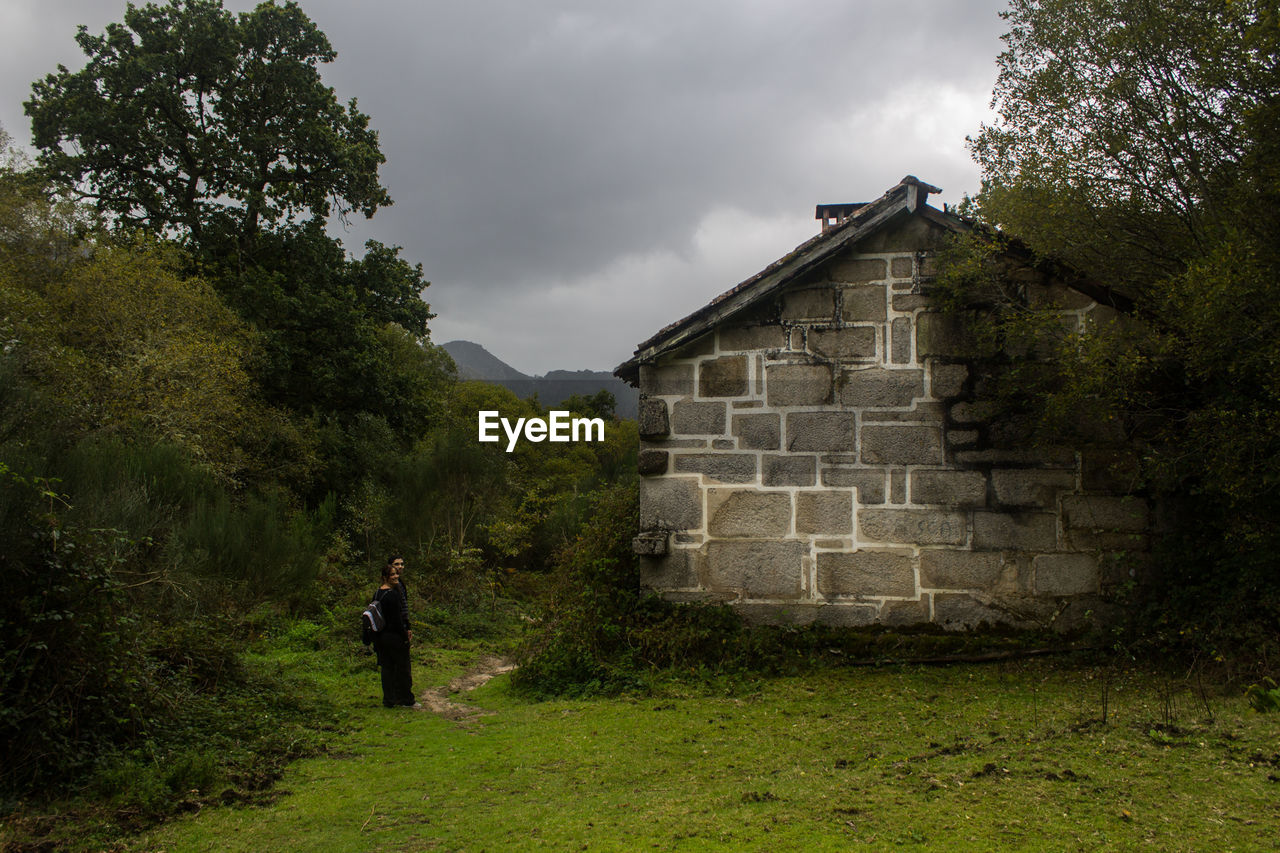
[2,0,1009,373]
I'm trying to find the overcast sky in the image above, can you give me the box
[1,0,1008,375]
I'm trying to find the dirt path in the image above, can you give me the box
[418,655,516,724]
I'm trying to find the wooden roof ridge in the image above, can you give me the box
[615,176,956,382]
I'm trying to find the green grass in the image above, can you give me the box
[129,647,1280,852]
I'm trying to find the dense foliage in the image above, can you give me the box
[512,482,747,697]
[0,0,640,818]
[942,0,1280,665]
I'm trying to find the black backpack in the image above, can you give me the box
[360,597,385,645]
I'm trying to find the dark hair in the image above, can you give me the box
[380,554,403,582]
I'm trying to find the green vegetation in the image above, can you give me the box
[4,0,1279,847]
[936,0,1280,665]
[116,645,1277,852]
[0,0,634,833]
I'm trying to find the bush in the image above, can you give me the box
[513,482,755,696]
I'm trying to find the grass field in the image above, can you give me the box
[125,639,1279,852]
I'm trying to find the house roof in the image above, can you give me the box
[614,176,960,384]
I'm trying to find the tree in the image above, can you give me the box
[969,0,1278,278]
[951,0,1280,652]
[25,0,390,256]
[25,1,450,487]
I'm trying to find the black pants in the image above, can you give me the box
[375,632,414,707]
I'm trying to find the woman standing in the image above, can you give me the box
[374,556,418,708]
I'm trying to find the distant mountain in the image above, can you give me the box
[441,340,638,419]
[441,339,530,382]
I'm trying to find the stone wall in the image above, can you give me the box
[635,215,1147,630]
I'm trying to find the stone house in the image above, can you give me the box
[614,176,1148,630]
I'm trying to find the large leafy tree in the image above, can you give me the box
[25,0,390,255]
[951,0,1280,648]
[26,0,448,481]
[969,0,1279,281]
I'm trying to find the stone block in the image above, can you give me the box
[916,312,971,358]
[929,363,968,399]
[661,590,737,605]
[971,511,1058,551]
[854,215,945,252]
[640,477,702,531]
[891,317,912,363]
[667,333,715,360]
[861,403,945,424]
[890,469,906,504]
[817,550,915,597]
[734,603,821,626]
[639,549,698,589]
[671,400,727,435]
[858,509,966,545]
[712,439,735,450]
[706,540,805,598]
[767,363,833,406]
[920,550,1006,590]
[673,453,757,484]
[786,412,856,452]
[637,397,669,438]
[933,594,1021,630]
[707,489,792,538]
[840,368,924,408]
[642,438,706,449]
[781,287,836,322]
[763,454,816,487]
[891,256,914,278]
[698,356,748,397]
[860,425,943,465]
[813,604,879,627]
[633,530,669,556]
[796,490,854,535]
[808,327,877,360]
[880,596,931,627]
[830,257,887,284]
[1063,530,1150,551]
[637,448,668,476]
[732,413,780,450]
[892,293,931,311]
[1033,553,1099,596]
[640,362,694,396]
[1061,495,1149,532]
[947,429,979,447]
[948,400,998,424]
[910,470,987,507]
[991,469,1075,508]
[841,285,888,322]
[720,324,787,352]
[821,468,886,504]
[956,447,1076,466]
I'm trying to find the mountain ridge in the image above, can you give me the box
[441,340,638,419]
